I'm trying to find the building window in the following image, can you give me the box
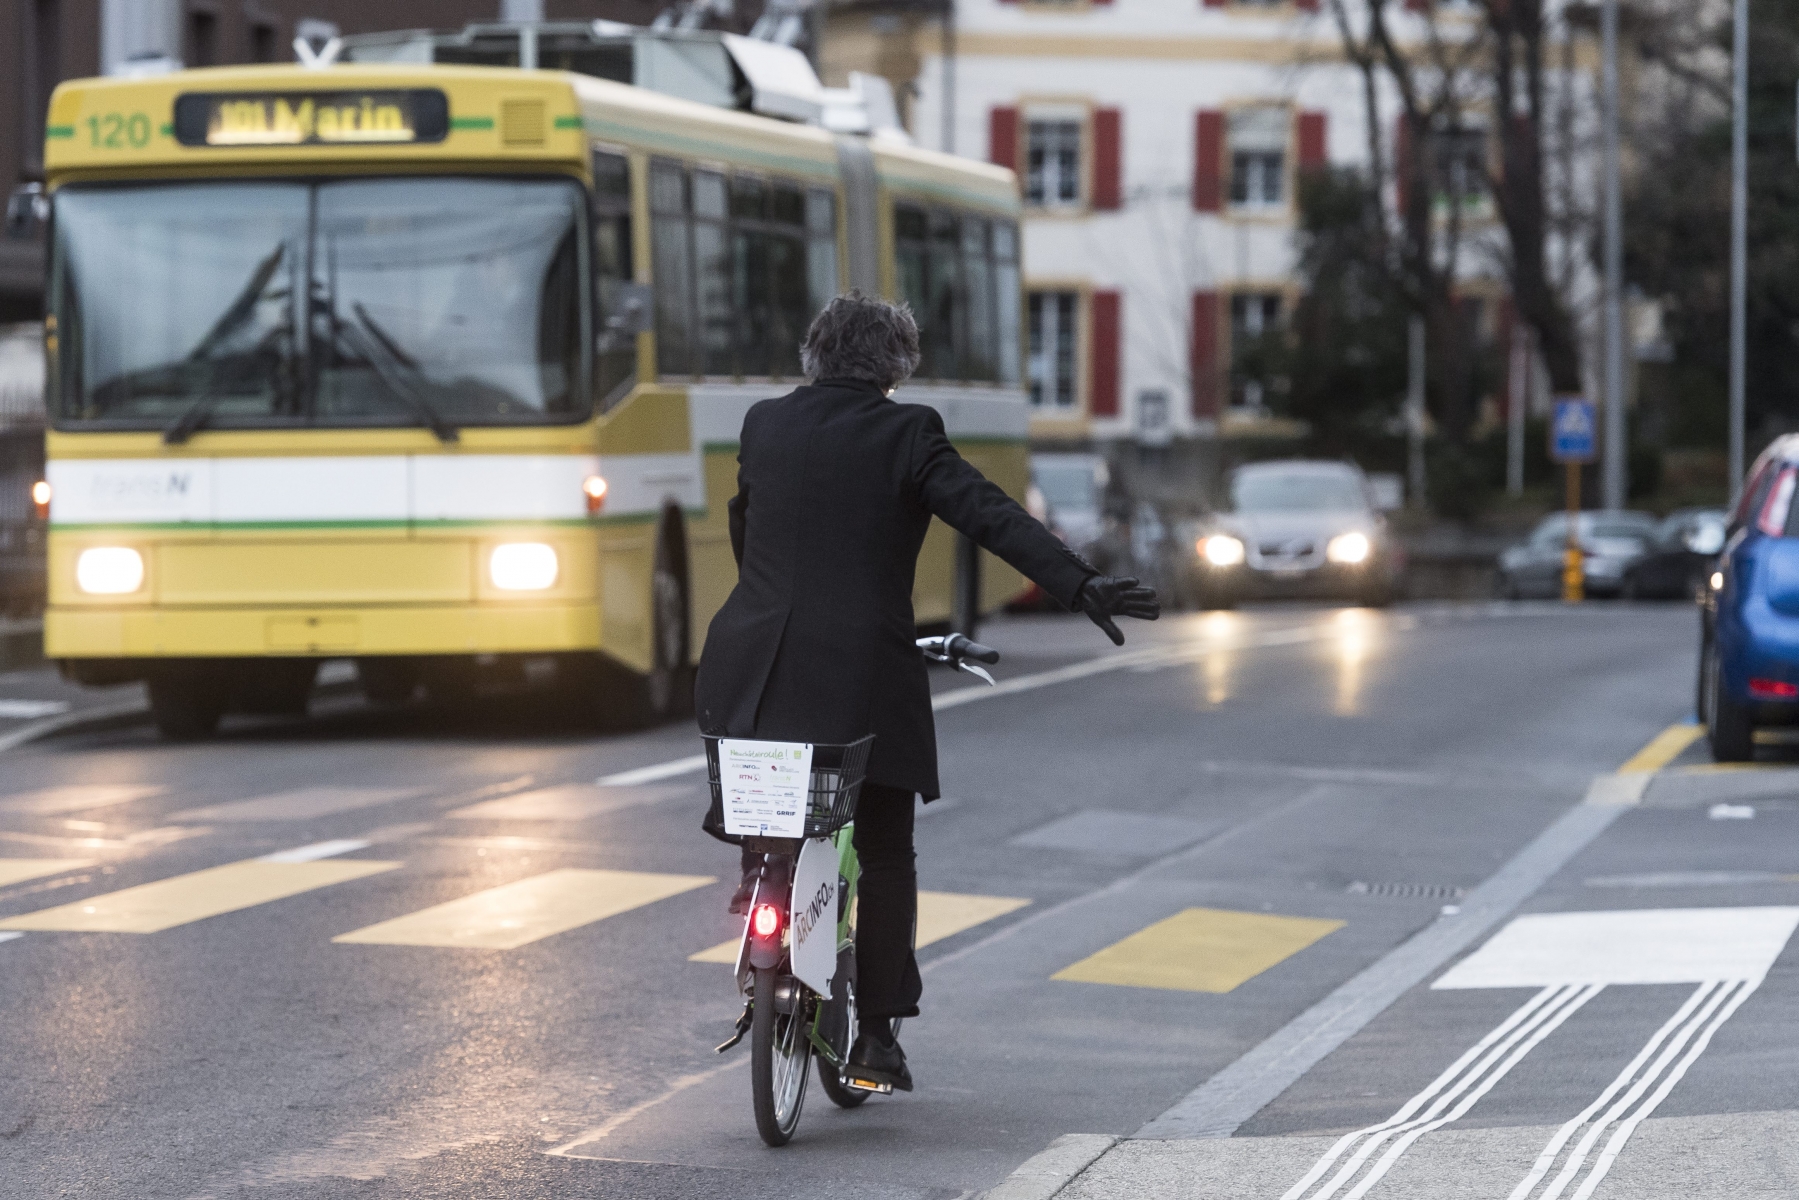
[1228,107,1288,209]
[1229,293,1282,409]
[1026,120,1083,208]
[1434,127,1488,208]
[188,10,219,68]
[1028,291,1079,410]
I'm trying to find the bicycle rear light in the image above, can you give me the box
[750,902,782,938]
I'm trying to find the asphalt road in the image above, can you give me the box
[3,600,1787,1200]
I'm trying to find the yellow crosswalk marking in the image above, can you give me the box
[688,890,1031,963]
[1619,723,1705,774]
[0,859,94,888]
[335,868,714,950]
[1052,907,1344,993]
[0,858,399,933]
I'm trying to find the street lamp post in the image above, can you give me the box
[1601,0,1626,510]
[1729,0,1749,500]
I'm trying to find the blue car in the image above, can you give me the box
[1700,436,1799,760]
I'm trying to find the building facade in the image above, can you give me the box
[825,0,1587,456]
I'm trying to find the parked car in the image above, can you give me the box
[1495,510,1658,599]
[1700,436,1799,760]
[1177,460,1402,608]
[1029,452,1108,560]
[1621,508,1727,601]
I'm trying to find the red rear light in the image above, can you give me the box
[750,902,782,938]
[1748,678,1799,699]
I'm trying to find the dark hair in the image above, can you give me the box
[799,291,922,390]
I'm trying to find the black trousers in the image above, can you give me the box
[849,781,922,1021]
[734,780,921,1021]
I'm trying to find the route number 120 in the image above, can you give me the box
[86,113,152,149]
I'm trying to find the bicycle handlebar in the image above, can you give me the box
[915,633,1001,668]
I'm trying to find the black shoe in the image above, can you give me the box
[727,869,756,915]
[846,1032,914,1092]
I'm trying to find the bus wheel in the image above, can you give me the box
[148,662,226,741]
[357,657,421,707]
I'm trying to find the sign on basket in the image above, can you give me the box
[719,739,813,838]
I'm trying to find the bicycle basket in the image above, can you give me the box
[703,734,874,842]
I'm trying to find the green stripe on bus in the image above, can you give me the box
[49,516,659,533]
[580,116,837,181]
[552,115,584,130]
[450,116,495,131]
[45,126,74,139]
[160,124,173,137]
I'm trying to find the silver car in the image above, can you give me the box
[1497,511,1659,599]
[1180,460,1402,608]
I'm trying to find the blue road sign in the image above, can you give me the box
[1551,397,1597,463]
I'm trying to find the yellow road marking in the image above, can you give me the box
[0,785,163,816]
[0,859,94,888]
[1619,723,1705,774]
[688,890,1032,964]
[1052,907,1345,993]
[335,868,714,950]
[0,858,398,933]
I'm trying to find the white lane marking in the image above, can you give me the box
[1432,906,1799,989]
[1510,979,1725,1200]
[592,624,1339,787]
[1285,984,1601,1200]
[1281,985,1567,1199]
[259,839,373,864]
[595,756,708,787]
[0,699,153,756]
[1335,986,1602,1200]
[0,700,71,719]
[1564,978,1759,1200]
[1709,803,1755,819]
[0,931,22,944]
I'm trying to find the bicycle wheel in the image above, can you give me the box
[815,948,868,1109]
[751,967,811,1146]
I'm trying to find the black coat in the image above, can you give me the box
[694,380,1093,798]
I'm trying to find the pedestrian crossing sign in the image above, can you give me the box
[1551,396,1597,463]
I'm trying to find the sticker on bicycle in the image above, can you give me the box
[719,738,814,838]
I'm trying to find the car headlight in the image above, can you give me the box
[489,543,558,591]
[1199,535,1245,567]
[1327,532,1372,565]
[76,547,145,595]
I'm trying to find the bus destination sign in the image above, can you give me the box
[173,89,450,148]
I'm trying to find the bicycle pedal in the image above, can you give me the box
[843,1074,893,1095]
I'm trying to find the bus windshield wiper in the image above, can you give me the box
[163,395,215,445]
[346,304,459,444]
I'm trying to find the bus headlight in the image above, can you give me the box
[489,542,558,591]
[1327,532,1372,565]
[1200,535,1246,567]
[76,547,145,595]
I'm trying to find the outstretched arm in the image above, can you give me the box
[910,408,1095,610]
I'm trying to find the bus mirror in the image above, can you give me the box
[602,282,654,339]
[5,184,46,240]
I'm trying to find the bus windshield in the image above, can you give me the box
[49,176,590,430]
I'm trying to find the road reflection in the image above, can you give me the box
[1331,607,1376,716]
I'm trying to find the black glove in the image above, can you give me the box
[1076,575,1161,646]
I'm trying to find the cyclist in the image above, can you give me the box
[695,292,1159,1092]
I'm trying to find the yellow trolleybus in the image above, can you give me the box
[31,62,1029,738]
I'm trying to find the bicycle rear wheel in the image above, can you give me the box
[815,947,868,1109]
[751,967,811,1146]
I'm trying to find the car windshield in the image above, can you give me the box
[1034,462,1097,513]
[1232,469,1367,514]
[1584,515,1656,540]
[49,177,590,429]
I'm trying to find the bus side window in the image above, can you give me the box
[593,149,637,408]
[649,158,696,379]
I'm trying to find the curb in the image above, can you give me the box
[981,1134,1119,1200]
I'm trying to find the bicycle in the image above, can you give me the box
[705,632,1001,1146]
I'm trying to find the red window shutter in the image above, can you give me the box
[1294,0,1320,10]
[1297,110,1327,172]
[1394,116,1414,213]
[1090,291,1122,418]
[989,106,1019,172]
[1405,0,1429,10]
[1193,110,1224,213]
[1191,291,1220,419]
[1092,108,1123,210]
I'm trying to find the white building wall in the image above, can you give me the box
[909,0,1579,445]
